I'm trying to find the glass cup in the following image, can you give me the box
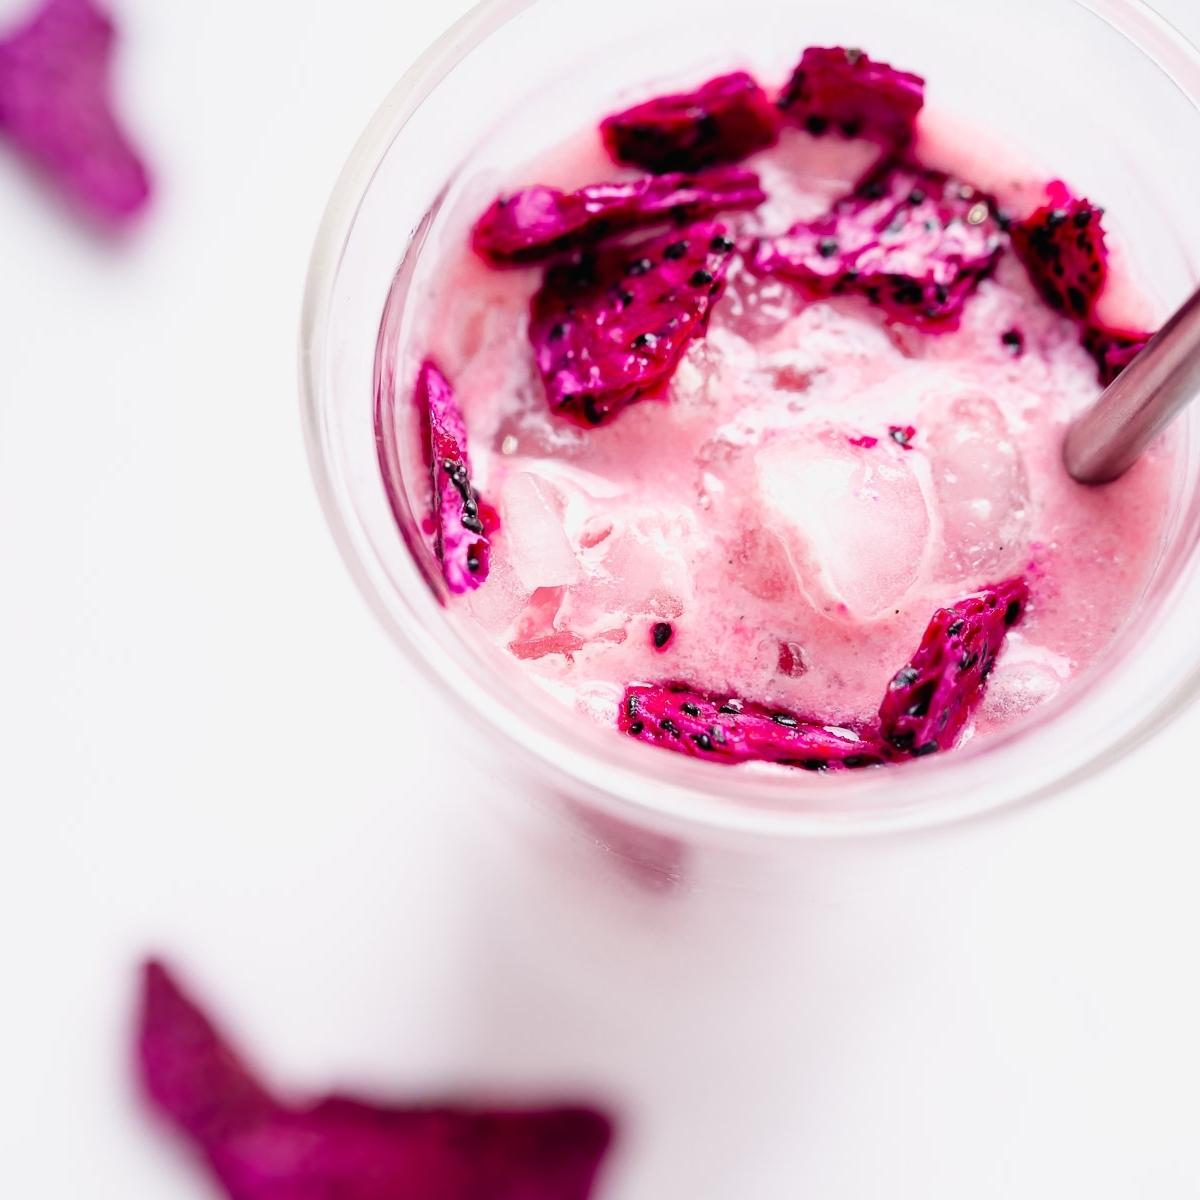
[301,6,1200,1191]
[300,0,1200,874]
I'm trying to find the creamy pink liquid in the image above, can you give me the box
[414,119,1176,745]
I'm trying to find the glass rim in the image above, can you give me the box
[300,0,1200,843]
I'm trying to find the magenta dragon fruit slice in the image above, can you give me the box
[754,159,1006,329]
[1083,322,1151,385]
[1011,182,1109,321]
[0,0,150,222]
[416,359,494,593]
[778,47,924,147]
[879,578,1029,757]
[600,71,781,174]
[529,220,736,426]
[472,166,764,266]
[138,961,614,1200]
[618,683,889,770]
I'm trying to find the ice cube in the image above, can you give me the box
[757,433,931,621]
[926,395,1030,585]
[499,471,581,591]
[560,506,698,629]
[465,551,532,635]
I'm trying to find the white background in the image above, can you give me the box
[3,1,1200,1196]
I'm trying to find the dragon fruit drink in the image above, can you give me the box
[393,49,1173,773]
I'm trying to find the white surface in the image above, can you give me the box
[3,0,1200,1196]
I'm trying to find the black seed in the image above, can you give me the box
[627,257,654,277]
[772,714,799,729]
[681,702,701,718]
[467,553,481,573]
[694,734,714,752]
[805,114,829,135]
[889,731,916,752]
[1047,209,1068,228]
[626,695,640,718]
[906,684,934,718]
[947,620,965,638]
[908,188,926,205]
[631,332,658,350]
[660,719,680,736]
[959,651,980,673]
[652,622,674,649]
[1001,328,1024,355]
[817,237,839,259]
[548,323,566,341]
[1073,209,1093,229]
[843,755,873,769]
[912,741,940,758]
[618,289,635,307]
[798,759,827,772]
[981,654,998,680]
[845,46,864,64]
[690,268,714,287]
[1004,599,1023,626]
[709,234,735,253]
[583,398,605,426]
[628,721,644,736]
[719,700,742,715]
[891,667,920,690]
[663,240,689,260]
[840,119,863,138]
[461,514,484,535]
[1066,285,1087,317]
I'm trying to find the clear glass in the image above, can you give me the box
[300,0,1200,847]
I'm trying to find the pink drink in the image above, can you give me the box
[392,54,1175,770]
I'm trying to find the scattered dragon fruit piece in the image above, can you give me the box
[888,424,916,449]
[847,434,879,449]
[1011,181,1110,320]
[416,360,494,593]
[600,71,781,174]
[879,577,1029,757]
[778,46,924,147]
[753,159,1006,330]
[1083,322,1152,385]
[472,166,764,266]
[529,220,736,426]
[138,961,614,1200]
[619,683,889,770]
[0,0,150,223]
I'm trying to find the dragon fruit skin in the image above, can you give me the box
[0,0,150,223]
[472,166,765,266]
[1011,181,1108,321]
[753,159,1007,330]
[778,47,924,147]
[138,961,614,1200]
[879,578,1029,757]
[415,360,494,594]
[600,71,781,174]
[619,683,889,770]
[529,220,736,426]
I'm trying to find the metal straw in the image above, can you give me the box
[1065,285,1200,484]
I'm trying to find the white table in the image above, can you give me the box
[3,1,1199,1195]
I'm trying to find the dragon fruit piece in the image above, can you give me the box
[472,166,765,266]
[619,683,888,770]
[1083,322,1152,385]
[778,46,924,147]
[1011,182,1108,321]
[879,577,1029,757]
[0,0,150,223]
[138,961,614,1200]
[753,159,1006,330]
[416,360,494,593]
[600,71,781,174]
[529,220,736,426]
